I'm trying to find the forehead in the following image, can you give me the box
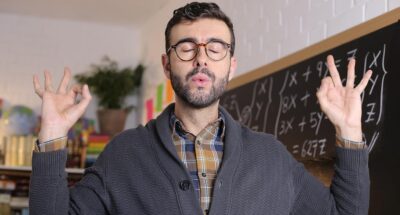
[169,18,231,44]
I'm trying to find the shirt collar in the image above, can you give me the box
[169,109,226,138]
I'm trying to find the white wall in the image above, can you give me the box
[1,0,399,126]
[140,0,399,122]
[0,13,141,129]
[139,0,189,123]
[217,0,399,75]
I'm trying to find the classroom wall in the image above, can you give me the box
[0,13,141,129]
[0,0,398,127]
[139,0,399,123]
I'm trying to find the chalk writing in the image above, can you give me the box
[221,30,392,160]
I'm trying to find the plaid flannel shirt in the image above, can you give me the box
[170,113,225,214]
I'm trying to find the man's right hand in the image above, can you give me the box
[33,68,92,143]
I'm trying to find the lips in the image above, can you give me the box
[190,73,210,86]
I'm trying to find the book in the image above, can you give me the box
[82,133,110,168]
[3,135,35,167]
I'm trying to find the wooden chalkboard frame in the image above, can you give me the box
[227,7,400,90]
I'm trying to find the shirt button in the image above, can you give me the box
[201,172,207,177]
[179,180,191,191]
[196,139,201,145]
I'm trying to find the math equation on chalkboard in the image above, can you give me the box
[221,22,398,161]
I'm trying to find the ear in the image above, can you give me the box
[161,54,171,79]
[228,56,237,81]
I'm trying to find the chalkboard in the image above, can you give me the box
[221,9,400,215]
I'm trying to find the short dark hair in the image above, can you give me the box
[165,2,235,56]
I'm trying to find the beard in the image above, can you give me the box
[170,67,229,109]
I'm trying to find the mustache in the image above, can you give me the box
[185,68,216,82]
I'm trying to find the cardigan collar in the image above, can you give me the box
[155,103,242,167]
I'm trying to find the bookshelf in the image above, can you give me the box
[0,117,107,214]
[0,165,85,215]
[0,133,87,215]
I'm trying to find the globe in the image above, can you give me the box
[1,105,37,135]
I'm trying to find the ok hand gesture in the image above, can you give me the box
[33,68,92,143]
[316,55,372,142]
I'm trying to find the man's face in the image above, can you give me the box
[162,18,237,108]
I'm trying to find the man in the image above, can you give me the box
[30,2,372,215]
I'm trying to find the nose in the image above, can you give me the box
[194,44,208,67]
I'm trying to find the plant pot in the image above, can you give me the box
[97,109,128,137]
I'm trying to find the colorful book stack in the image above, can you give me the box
[84,134,110,168]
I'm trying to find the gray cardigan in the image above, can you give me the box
[29,104,370,215]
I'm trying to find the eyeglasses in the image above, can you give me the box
[167,40,231,61]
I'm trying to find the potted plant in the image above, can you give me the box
[75,56,144,136]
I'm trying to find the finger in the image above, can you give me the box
[345,58,356,89]
[316,77,330,108]
[355,70,373,93]
[33,74,44,97]
[57,67,72,94]
[70,84,92,119]
[326,55,342,87]
[44,70,54,92]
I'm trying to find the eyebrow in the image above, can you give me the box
[207,37,229,44]
[173,37,229,45]
[174,37,197,45]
